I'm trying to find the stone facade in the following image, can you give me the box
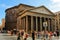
[0,18,5,30]
[55,11,60,30]
[5,4,35,30]
[5,7,18,30]
[17,6,56,33]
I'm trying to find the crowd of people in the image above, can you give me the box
[7,29,60,40]
[17,30,59,40]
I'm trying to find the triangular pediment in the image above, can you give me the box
[30,6,55,15]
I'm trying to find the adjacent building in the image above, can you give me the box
[55,11,60,30]
[0,18,5,30]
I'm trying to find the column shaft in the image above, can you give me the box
[22,18,25,29]
[40,17,42,31]
[51,19,53,31]
[26,16,28,33]
[55,19,56,31]
[20,18,22,30]
[48,18,50,31]
[36,17,38,32]
[44,17,46,31]
[31,16,33,32]
[17,18,20,30]
[24,17,25,31]
[53,19,55,31]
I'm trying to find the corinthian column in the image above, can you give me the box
[51,19,53,31]
[31,16,33,32]
[26,16,28,33]
[48,18,50,31]
[40,17,42,31]
[24,17,25,31]
[55,19,56,31]
[36,17,38,32]
[44,17,46,31]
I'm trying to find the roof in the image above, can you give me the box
[29,5,55,15]
[5,3,35,12]
[19,5,55,16]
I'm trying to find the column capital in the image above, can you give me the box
[40,17,42,19]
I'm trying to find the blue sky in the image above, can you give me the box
[0,0,60,24]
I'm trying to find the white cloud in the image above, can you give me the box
[49,4,60,12]
[50,0,60,3]
[49,0,60,12]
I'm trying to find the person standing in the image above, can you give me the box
[17,32,20,40]
[32,31,35,40]
[23,32,28,40]
[53,31,56,37]
[56,29,59,39]
[21,30,24,36]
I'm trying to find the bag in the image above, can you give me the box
[25,34,28,38]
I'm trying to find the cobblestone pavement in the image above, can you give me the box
[0,33,17,40]
[27,36,60,40]
[0,33,60,40]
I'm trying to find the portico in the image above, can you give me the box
[17,6,56,33]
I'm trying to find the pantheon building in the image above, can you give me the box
[17,4,56,33]
[5,4,59,33]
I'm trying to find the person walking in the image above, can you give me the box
[32,31,35,40]
[23,32,28,40]
[37,32,40,39]
[53,31,56,37]
[17,32,21,40]
[56,29,59,39]
[48,31,53,40]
